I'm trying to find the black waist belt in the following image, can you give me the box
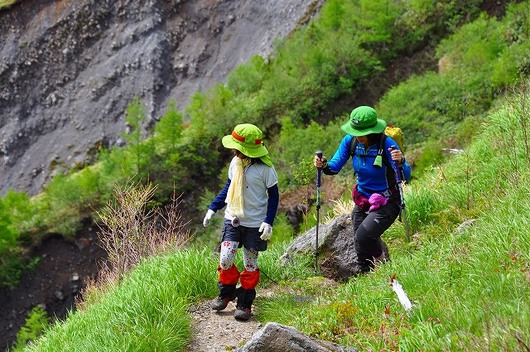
[364,184,399,198]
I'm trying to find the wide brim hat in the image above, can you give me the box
[222,123,269,158]
[341,106,386,137]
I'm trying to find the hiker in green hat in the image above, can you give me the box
[314,106,411,275]
[203,123,279,321]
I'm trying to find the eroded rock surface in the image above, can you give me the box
[0,0,324,196]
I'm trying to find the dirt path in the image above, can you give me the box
[187,299,262,351]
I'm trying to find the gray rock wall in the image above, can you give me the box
[0,0,323,196]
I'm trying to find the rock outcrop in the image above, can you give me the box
[237,322,357,352]
[0,0,323,196]
[282,213,389,281]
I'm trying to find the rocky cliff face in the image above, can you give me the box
[0,0,323,196]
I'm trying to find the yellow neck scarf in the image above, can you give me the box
[226,157,250,218]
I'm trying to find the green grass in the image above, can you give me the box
[22,240,314,352]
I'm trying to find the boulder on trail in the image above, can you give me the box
[236,322,357,352]
[281,213,389,281]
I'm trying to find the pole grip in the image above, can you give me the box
[389,146,403,183]
[315,150,323,187]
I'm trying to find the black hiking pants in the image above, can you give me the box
[351,193,401,270]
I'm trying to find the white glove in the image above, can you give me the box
[259,222,273,241]
[203,209,215,227]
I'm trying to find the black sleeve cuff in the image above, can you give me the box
[322,165,338,175]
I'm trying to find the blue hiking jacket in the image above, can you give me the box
[326,134,411,198]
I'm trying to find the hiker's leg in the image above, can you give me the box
[218,239,240,294]
[212,221,243,310]
[238,249,260,306]
[219,240,239,271]
[354,199,400,271]
[211,239,240,310]
[351,204,368,234]
[352,205,369,272]
[235,248,260,321]
[218,220,245,291]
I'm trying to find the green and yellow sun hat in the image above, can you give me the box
[222,124,272,166]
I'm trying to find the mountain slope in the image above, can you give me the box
[0,0,323,196]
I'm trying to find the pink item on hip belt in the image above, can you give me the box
[369,193,388,211]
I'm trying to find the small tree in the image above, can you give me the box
[121,97,154,181]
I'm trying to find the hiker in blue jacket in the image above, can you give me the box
[314,106,411,275]
[203,123,279,321]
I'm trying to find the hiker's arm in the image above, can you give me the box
[209,179,231,212]
[264,184,279,226]
[401,161,411,181]
[386,143,412,181]
[317,135,352,175]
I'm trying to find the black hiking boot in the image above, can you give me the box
[233,306,251,321]
[234,287,255,321]
[210,288,238,311]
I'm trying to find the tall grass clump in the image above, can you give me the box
[91,182,190,289]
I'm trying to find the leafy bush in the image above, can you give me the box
[12,306,49,351]
[0,196,18,254]
[377,72,475,146]
[269,213,296,244]
[412,139,446,177]
[0,253,26,288]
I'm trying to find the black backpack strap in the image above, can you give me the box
[379,134,392,168]
[350,134,390,165]
[349,137,358,157]
[350,134,398,192]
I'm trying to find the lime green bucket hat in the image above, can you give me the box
[340,106,386,137]
[222,124,273,166]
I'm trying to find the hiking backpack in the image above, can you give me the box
[384,125,404,152]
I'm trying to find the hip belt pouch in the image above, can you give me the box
[352,184,370,212]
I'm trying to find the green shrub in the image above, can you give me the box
[121,97,155,182]
[412,139,446,177]
[269,213,296,244]
[12,306,49,351]
[0,253,26,288]
[0,196,18,254]
[377,72,477,145]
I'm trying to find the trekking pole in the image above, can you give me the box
[390,146,411,243]
[314,150,323,272]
